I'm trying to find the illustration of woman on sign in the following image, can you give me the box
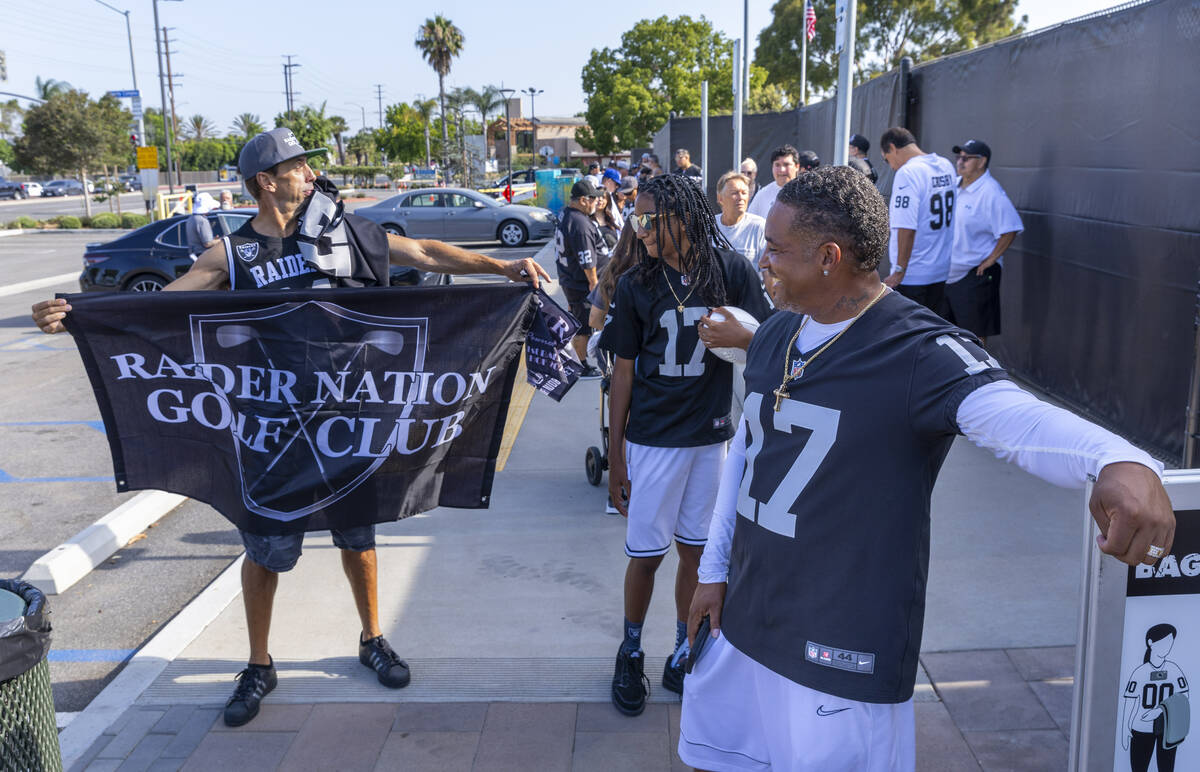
[1122,623,1190,772]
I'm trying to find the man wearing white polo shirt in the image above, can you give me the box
[880,127,958,314]
[945,140,1023,346]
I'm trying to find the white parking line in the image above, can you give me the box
[0,272,78,298]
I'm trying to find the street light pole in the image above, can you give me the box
[347,103,366,131]
[151,0,179,194]
[522,87,543,167]
[497,87,515,188]
[93,0,146,145]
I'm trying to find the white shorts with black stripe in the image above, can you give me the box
[624,440,724,558]
[679,634,915,772]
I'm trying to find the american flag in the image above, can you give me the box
[805,1,817,42]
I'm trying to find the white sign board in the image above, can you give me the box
[140,169,158,203]
[1072,471,1200,771]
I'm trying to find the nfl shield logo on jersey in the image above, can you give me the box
[189,300,429,522]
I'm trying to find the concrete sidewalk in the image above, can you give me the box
[63,371,1087,771]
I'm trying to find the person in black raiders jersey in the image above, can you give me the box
[32,127,550,728]
[555,178,608,378]
[599,174,771,716]
[677,166,1174,771]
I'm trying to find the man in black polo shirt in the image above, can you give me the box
[555,178,608,378]
[678,167,1174,770]
[32,127,549,728]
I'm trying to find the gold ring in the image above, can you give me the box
[1147,545,1166,559]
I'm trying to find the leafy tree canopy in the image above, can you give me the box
[274,103,335,163]
[14,90,130,177]
[578,15,768,155]
[755,0,1025,104]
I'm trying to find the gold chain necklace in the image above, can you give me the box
[772,285,889,411]
[662,262,695,313]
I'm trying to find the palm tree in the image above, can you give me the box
[414,15,464,171]
[185,114,217,140]
[411,97,438,168]
[231,113,264,139]
[34,76,72,100]
[329,114,348,165]
[468,86,502,127]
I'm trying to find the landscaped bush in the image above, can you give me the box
[54,215,82,229]
[89,213,120,229]
[78,215,92,228]
[121,212,150,229]
[10,216,37,229]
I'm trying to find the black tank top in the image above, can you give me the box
[223,220,334,291]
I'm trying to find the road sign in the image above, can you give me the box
[131,95,142,121]
[136,146,159,170]
[108,89,139,99]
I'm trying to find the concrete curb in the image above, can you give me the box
[0,228,129,236]
[22,491,188,594]
[57,554,245,768]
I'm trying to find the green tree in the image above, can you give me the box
[755,0,1025,105]
[578,16,766,154]
[176,137,239,171]
[230,112,264,139]
[34,76,72,100]
[329,114,348,165]
[467,86,502,126]
[14,90,130,216]
[375,103,427,165]
[0,138,14,167]
[0,100,24,141]
[274,103,334,163]
[346,129,377,166]
[411,97,438,168]
[184,114,217,140]
[415,15,465,171]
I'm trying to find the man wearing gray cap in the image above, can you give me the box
[32,126,549,727]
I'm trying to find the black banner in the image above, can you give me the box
[63,284,539,535]
[525,291,581,401]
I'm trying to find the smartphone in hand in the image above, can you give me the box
[686,615,712,674]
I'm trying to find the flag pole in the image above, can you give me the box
[800,16,808,107]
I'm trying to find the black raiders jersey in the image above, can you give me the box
[555,207,609,292]
[223,218,387,291]
[600,248,771,447]
[722,291,1008,703]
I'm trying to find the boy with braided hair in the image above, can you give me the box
[600,174,771,715]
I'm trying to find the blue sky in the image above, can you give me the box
[4,0,1121,133]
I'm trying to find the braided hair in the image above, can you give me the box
[631,174,729,307]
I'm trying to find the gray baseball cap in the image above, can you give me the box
[237,127,328,179]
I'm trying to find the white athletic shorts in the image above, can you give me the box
[678,634,915,772]
[624,440,724,558]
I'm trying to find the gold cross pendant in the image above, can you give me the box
[773,385,789,411]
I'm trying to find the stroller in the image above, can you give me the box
[584,331,611,487]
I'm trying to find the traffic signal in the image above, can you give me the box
[130,133,138,148]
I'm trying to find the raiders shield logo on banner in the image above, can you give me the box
[189,300,429,521]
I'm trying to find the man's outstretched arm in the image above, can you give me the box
[386,234,549,288]
[32,243,230,334]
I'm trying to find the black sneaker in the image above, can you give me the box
[223,658,277,727]
[611,647,650,716]
[662,644,688,695]
[359,635,411,688]
[579,364,603,380]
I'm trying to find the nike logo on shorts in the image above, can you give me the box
[816,705,852,717]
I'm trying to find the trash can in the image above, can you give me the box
[0,578,60,772]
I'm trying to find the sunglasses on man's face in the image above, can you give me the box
[631,212,664,233]
[956,154,984,163]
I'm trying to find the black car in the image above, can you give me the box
[80,209,450,292]
[0,179,27,200]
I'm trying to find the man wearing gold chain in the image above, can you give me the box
[600,174,771,717]
[680,166,1174,771]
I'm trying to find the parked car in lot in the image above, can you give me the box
[20,181,43,197]
[354,187,556,247]
[42,179,93,197]
[478,167,581,203]
[118,174,143,192]
[0,179,26,200]
[79,209,450,292]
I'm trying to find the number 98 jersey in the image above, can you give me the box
[721,291,1008,704]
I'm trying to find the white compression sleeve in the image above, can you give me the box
[698,422,747,583]
[956,380,1164,488]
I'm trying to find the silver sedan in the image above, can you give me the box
[353,187,557,247]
